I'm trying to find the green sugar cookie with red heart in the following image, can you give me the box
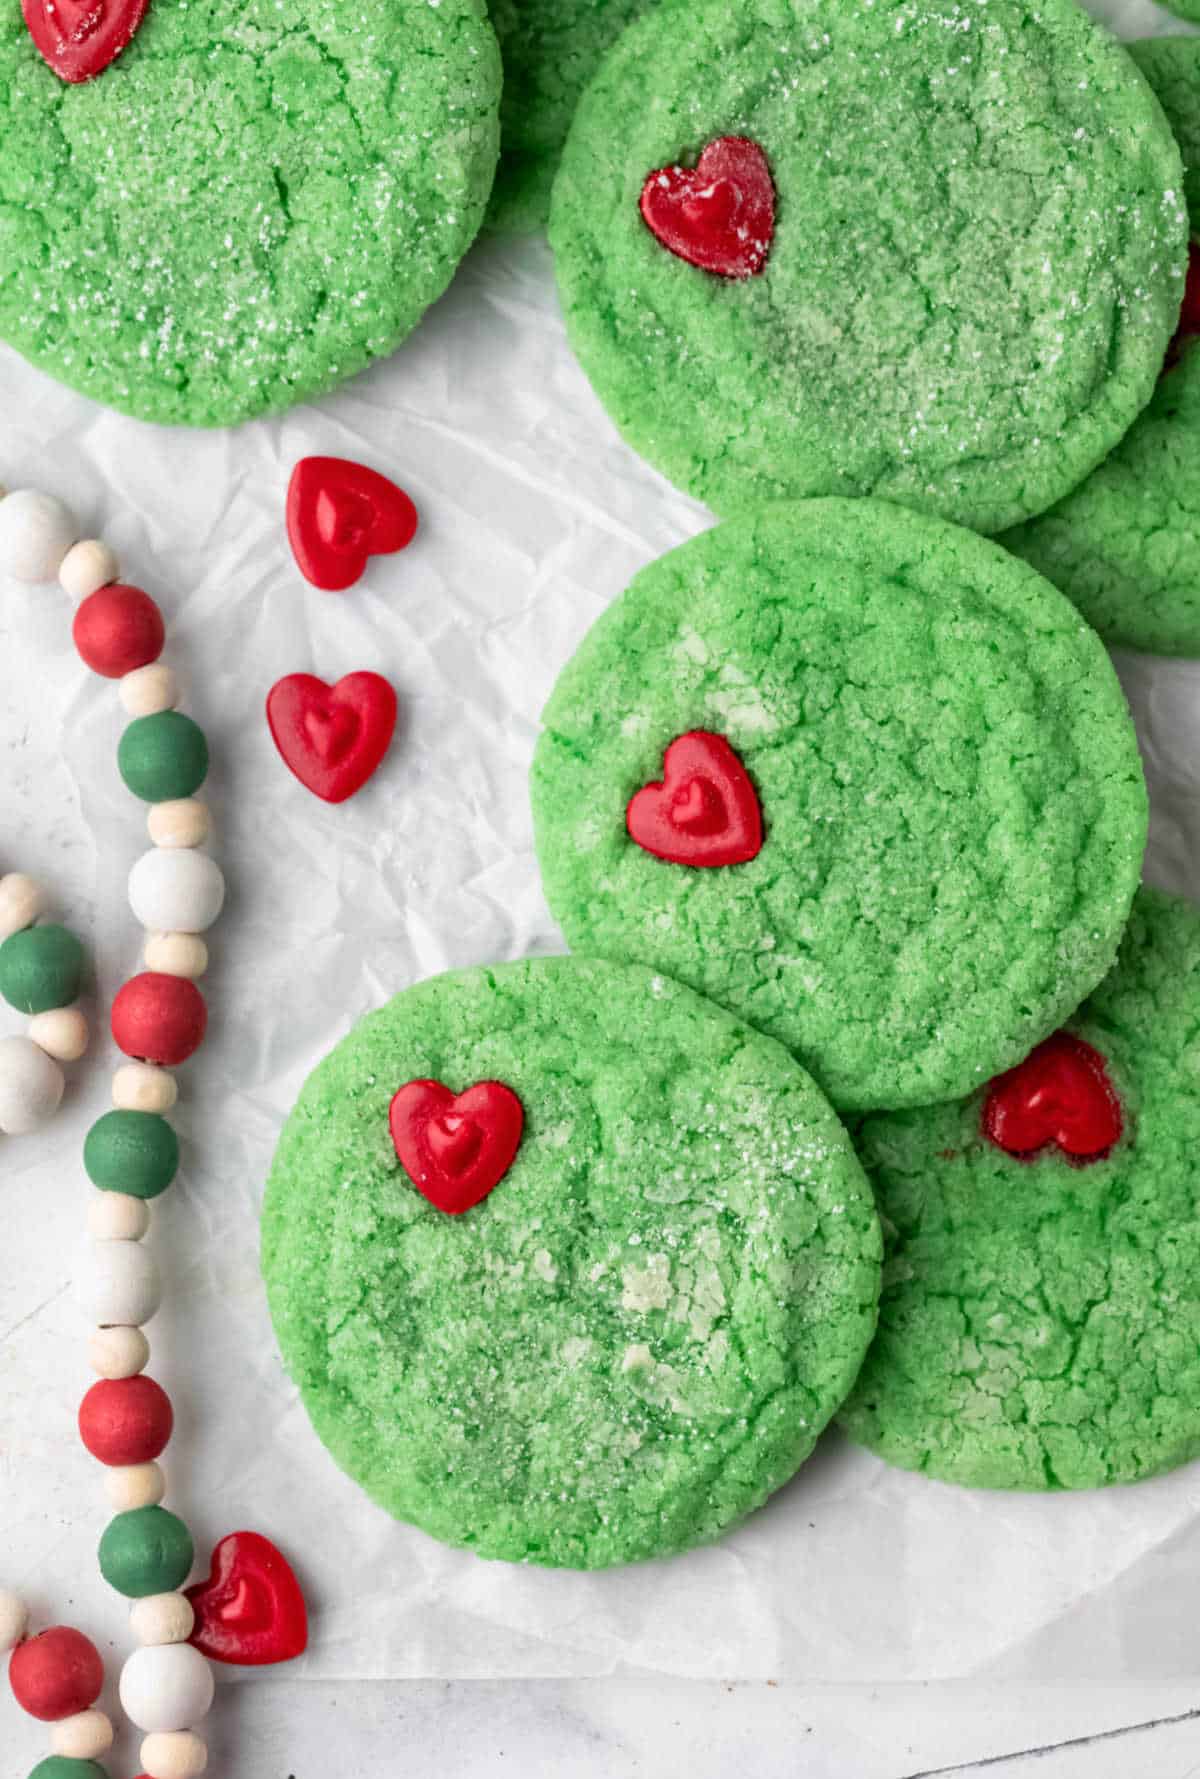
[531,500,1147,1113]
[840,888,1200,1491]
[261,955,882,1568]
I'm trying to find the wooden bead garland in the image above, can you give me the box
[0,875,89,1136]
[2,1597,117,1774]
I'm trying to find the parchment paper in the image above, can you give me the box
[2,0,1199,1684]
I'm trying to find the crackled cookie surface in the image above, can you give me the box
[531,501,1148,1112]
[550,0,1185,530]
[262,956,881,1569]
[487,0,652,233]
[841,890,1200,1491]
[0,0,501,425]
[1002,36,1200,655]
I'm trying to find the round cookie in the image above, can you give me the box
[841,889,1200,1491]
[0,0,501,426]
[549,0,1186,532]
[487,0,653,234]
[1002,36,1200,656]
[261,956,882,1569]
[531,500,1148,1113]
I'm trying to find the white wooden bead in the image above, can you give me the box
[0,1035,64,1134]
[148,800,210,851]
[51,1709,115,1759]
[105,1459,164,1510]
[144,933,208,979]
[0,489,78,582]
[87,1189,151,1242]
[130,1592,195,1648]
[122,1643,214,1733]
[140,1729,209,1779]
[121,663,180,719]
[129,850,225,935]
[0,872,48,940]
[76,1238,162,1327]
[0,1588,28,1653]
[90,1324,151,1380]
[113,1061,179,1114]
[59,538,119,600]
[28,1005,90,1063]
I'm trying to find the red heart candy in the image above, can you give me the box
[627,730,763,868]
[1165,240,1200,372]
[389,1079,524,1216]
[266,671,397,803]
[186,1531,307,1667]
[640,136,775,280]
[982,1032,1123,1165]
[287,457,418,592]
[22,0,149,82]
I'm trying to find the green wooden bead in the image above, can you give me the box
[98,1506,194,1598]
[0,924,85,1013]
[84,1110,179,1199]
[117,711,208,803]
[29,1761,110,1779]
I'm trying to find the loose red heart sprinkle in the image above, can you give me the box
[627,730,763,867]
[389,1079,524,1216]
[1164,240,1200,372]
[266,671,397,803]
[186,1531,308,1667]
[287,456,418,592]
[640,136,775,279]
[982,1032,1123,1165]
[22,0,149,82]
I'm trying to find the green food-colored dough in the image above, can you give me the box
[98,1505,194,1597]
[0,924,84,1013]
[28,1761,110,1779]
[487,0,653,234]
[531,500,1148,1113]
[841,889,1200,1491]
[262,956,882,1569]
[0,0,501,426]
[84,1110,179,1198]
[1002,36,1200,657]
[550,0,1186,532]
[117,712,208,803]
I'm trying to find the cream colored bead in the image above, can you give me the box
[113,1061,179,1114]
[141,1730,208,1779]
[105,1460,165,1511]
[51,1709,115,1759]
[0,1588,28,1653]
[87,1189,151,1242]
[144,932,208,979]
[90,1324,151,1380]
[28,1005,89,1063]
[0,872,47,940]
[148,800,210,850]
[121,663,180,719]
[130,1592,195,1649]
[59,538,119,600]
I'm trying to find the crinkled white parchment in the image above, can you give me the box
[1,0,1199,1685]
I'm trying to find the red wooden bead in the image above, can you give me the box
[111,972,207,1066]
[78,1375,173,1467]
[72,584,165,679]
[9,1626,104,1721]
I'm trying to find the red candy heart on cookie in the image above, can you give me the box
[22,0,149,82]
[186,1531,307,1667]
[982,1032,1123,1165]
[390,1079,524,1215]
[266,672,397,803]
[627,731,763,867]
[287,457,418,592]
[640,136,775,279]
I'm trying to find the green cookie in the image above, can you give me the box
[0,0,501,425]
[550,0,1185,532]
[841,889,1200,1491]
[1002,36,1200,656]
[531,500,1148,1113]
[487,0,654,234]
[262,956,882,1569]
